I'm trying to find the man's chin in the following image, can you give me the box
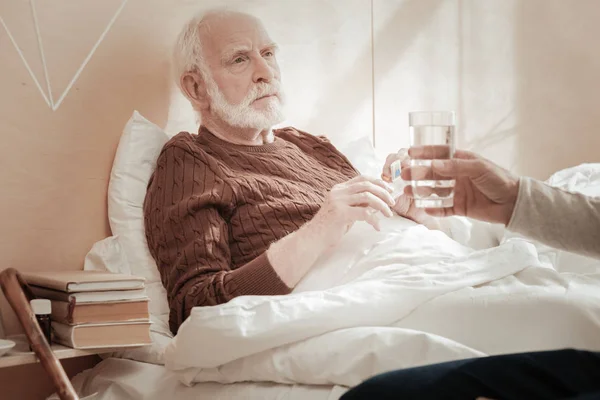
[214,103,284,130]
[226,116,283,131]
[263,111,286,128]
[247,108,285,127]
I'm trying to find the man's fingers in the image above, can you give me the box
[454,149,478,160]
[347,192,394,217]
[408,145,452,160]
[401,149,479,180]
[401,168,410,181]
[347,181,396,206]
[408,147,479,161]
[431,158,487,178]
[350,175,394,191]
[400,164,455,197]
[411,185,436,198]
[401,164,435,181]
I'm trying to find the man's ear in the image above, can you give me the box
[181,72,209,110]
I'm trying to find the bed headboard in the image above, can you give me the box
[1,0,600,335]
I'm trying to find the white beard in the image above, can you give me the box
[205,76,285,130]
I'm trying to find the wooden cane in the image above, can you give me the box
[0,268,79,400]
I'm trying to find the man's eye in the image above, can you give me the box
[233,57,245,64]
[264,51,274,57]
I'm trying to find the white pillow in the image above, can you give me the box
[83,111,180,363]
[107,110,171,313]
[337,135,385,178]
[95,111,173,342]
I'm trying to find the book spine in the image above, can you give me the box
[51,322,76,348]
[66,298,76,325]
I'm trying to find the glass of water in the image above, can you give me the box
[408,111,455,208]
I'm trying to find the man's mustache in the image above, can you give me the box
[247,82,281,104]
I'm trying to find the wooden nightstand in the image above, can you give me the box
[1,268,95,399]
[1,268,150,399]
[0,334,126,369]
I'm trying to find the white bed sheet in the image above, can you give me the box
[162,163,600,388]
[67,162,600,398]
[51,358,346,400]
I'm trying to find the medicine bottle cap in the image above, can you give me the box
[30,299,51,315]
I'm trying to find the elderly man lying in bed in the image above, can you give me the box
[143,9,434,334]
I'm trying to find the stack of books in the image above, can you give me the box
[23,271,151,349]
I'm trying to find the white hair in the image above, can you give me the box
[172,8,235,90]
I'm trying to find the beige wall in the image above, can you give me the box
[374,0,600,179]
[0,0,599,397]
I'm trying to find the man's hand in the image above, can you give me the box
[268,175,395,288]
[402,149,520,225]
[310,175,396,243]
[382,150,440,228]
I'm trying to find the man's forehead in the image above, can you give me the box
[201,15,273,56]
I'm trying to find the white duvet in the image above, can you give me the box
[164,164,600,389]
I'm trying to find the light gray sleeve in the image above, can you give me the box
[507,177,600,258]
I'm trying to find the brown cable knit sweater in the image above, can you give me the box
[143,126,358,333]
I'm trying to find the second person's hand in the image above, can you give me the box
[402,149,520,225]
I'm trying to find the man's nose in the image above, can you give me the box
[253,56,275,83]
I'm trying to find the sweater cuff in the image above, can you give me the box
[228,252,292,296]
[506,176,530,231]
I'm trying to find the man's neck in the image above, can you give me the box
[203,118,274,145]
